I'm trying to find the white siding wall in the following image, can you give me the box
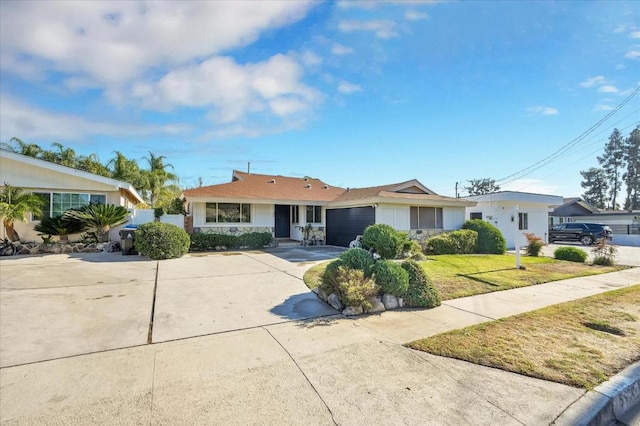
[376,204,410,230]
[192,202,273,228]
[443,207,466,230]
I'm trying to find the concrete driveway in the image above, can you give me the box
[0,247,343,367]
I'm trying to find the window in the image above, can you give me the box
[32,192,106,220]
[205,203,251,223]
[470,212,482,220]
[306,205,322,223]
[291,205,299,224]
[518,212,528,230]
[410,206,443,229]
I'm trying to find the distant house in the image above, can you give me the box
[464,191,564,249]
[0,149,144,242]
[181,170,476,247]
[549,198,640,245]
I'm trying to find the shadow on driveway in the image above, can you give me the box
[269,292,338,320]
[260,246,345,263]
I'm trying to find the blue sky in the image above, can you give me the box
[1,0,638,197]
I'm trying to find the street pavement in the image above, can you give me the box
[0,247,638,425]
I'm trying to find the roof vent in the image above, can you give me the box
[305,184,312,189]
[347,187,350,192]
[322,185,329,189]
[303,177,309,181]
[269,179,276,184]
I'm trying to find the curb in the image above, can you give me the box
[552,362,640,426]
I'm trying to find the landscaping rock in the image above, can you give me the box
[315,287,329,301]
[342,306,363,316]
[366,297,385,314]
[382,294,399,310]
[327,293,344,311]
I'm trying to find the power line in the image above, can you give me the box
[495,86,640,186]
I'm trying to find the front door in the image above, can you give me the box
[274,205,290,238]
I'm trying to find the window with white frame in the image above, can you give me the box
[205,202,251,223]
[306,205,322,223]
[410,206,443,229]
[291,205,299,224]
[518,212,529,230]
[32,192,106,220]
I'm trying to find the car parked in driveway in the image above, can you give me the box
[548,223,613,245]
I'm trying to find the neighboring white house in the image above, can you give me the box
[0,149,144,242]
[182,170,476,246]
[464,191,563,249]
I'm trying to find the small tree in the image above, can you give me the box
[34,215,86,243]
[64,204,129,242]
[523,233,544,257]
[464,178,500,196]
[0,184,45,241]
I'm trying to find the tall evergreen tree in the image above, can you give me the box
[623,126,640,210]
[597,128,626,210]
[580,168,609,209]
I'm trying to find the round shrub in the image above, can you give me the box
[448,229,478,254]
[372,260,410,296]
[461,220,506,254]
[401,260,441,308]
[338,248,374,275]
[402,239,423,258]
[362,224,408,259]
[134,222,190,260]
[554,246,587,263]
[424,235,457,255]
[334,266,379,310]
[320,259,344,294]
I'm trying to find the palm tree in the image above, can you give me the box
[0,184,45,241]
[0,137,43,157]
[143,152,178,206]
[63,204,129,242]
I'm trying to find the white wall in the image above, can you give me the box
[467,201,552,249]
[192,202,273,228]
[376,204,467,232]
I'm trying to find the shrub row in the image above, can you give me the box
[190,232,273,251]
[424,229,478,255]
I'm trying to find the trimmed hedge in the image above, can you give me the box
[372,260,410,297]
[135,222,190,260]
[554,246,587,263]
[190,232,272,251]
[461,220,506,254]
[401,260,441,308]
[424,229,478,255]
[424,235,457,255]
[339,248,375,275]
[362,224,408,259]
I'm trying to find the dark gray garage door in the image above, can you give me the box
[326,207,375,247]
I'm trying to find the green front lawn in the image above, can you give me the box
[303,254,625,301]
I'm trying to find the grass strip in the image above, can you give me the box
[407,285,640,389]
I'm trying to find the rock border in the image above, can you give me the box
[13,241,121,255]
[312,287,404,316]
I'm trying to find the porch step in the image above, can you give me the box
[276,239,301,248]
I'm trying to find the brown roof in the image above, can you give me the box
[183,171,345,202]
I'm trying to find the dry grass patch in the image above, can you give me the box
[407,285,640,389]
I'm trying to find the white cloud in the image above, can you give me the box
[579,76,607,88]
[500,179,560,195]
[629,31,640,39]
[0,1,315,86]
[299,50,323,67]
[0,96,188,141]
[133,54,321,124]
[405,10,428,21]
[624,50,640,59]
[331,43,354,56]
[594,104,614,111]
[598,85,619,93]
[526,106,558,116]
[338,81,362,94]
[338,20,398,39]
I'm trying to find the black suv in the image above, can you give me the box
[549,223,613,245]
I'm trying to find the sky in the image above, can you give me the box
[1,0,638,197]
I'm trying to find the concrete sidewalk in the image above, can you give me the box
[1,262,638,424]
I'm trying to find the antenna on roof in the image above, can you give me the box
[247,162,251,174]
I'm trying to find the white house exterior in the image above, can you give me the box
[464,191,563,249]
[1,150,144,242]
[182,171,476,247]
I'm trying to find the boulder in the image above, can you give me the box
[327,293,344,311]
[382,294,399,310]
[314,287,329,301]
[366,297,385,314]
[342,306,363,316]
